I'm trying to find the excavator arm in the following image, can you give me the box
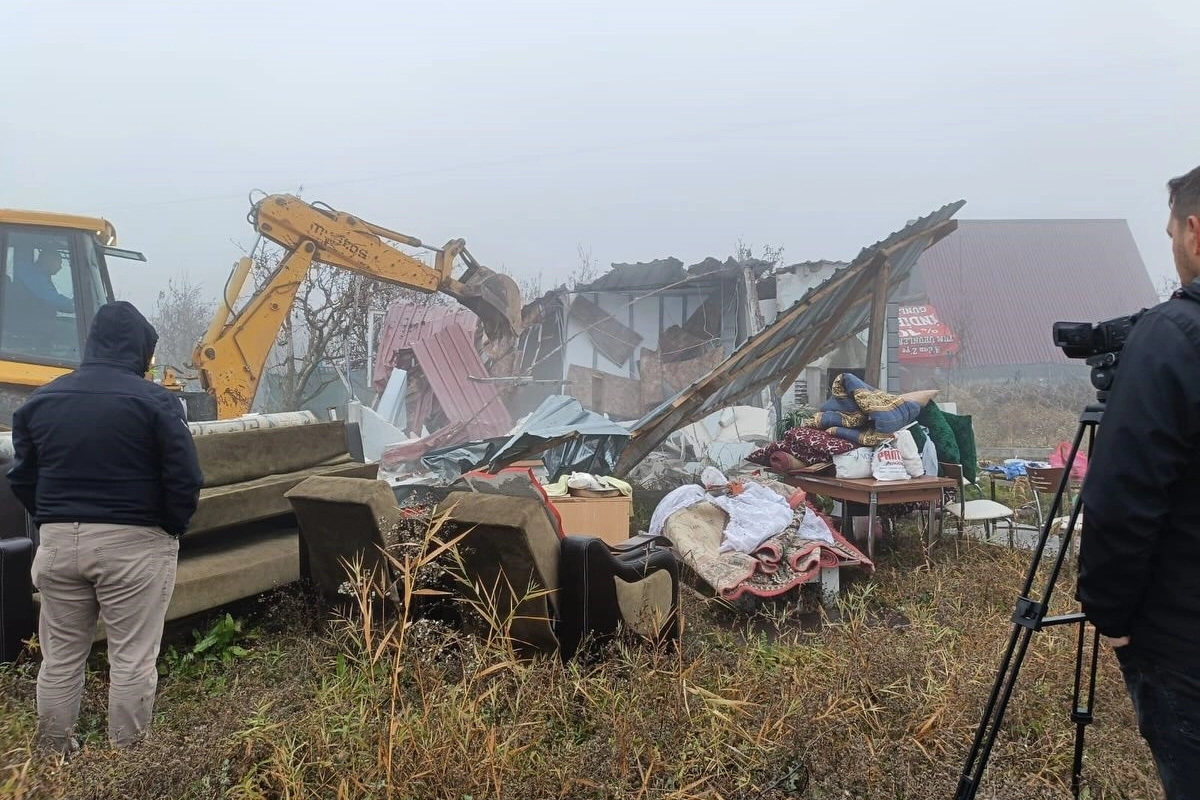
[193,194,522,419]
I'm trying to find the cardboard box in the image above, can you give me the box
[548,494,632,546]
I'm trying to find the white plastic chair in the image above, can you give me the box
[939,461,1016,547]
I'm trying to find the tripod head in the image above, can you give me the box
[1085,352,1118,405]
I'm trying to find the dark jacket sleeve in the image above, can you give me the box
[6,403,38,517]
[1077,310,1200,637]
[154,395,203,536]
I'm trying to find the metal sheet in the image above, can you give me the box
[614,200,965,475]
[419,395,632,481]
[372,302,479,390]
[915,220,1160,368]
[411,323,511,438]
[485,394,631,480]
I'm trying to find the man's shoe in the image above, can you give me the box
[35,734,81,761]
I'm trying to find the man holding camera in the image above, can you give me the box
[1078,163,1200,799]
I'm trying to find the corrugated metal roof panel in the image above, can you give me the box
[614,200,965,475]
[410,322,511,438]
[917,220,1160,368]
[578,258,688,292]
[372,301,479,389]
[576,256,769,293]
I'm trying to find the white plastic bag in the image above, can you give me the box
[871,442,911,481]
[833,447,874,479]
[919,425,939,478]
[700,466,729,489]
[893,429,924,477]
[566,472,605,491]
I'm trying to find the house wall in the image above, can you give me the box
[770,262,900,407]
[776,264,840,309]
[562,289,706,380]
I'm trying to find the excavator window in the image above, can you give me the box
[0,228,86,365]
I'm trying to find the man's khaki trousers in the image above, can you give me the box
[31,522,178,751]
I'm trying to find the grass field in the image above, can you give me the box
[0,515,1161,800]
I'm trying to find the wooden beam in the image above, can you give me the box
[615,266,879,474]
[614,211,962,475]
[864,256,892,386]
[774,255,883,397]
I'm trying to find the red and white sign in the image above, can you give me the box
[898,303,958,364]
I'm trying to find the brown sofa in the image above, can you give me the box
[285,474,681,662]
[160,420,378,625]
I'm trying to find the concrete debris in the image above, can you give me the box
[625,452,702,490]
[671,406,771,472]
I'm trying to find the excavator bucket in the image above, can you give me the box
[453,263,524,347]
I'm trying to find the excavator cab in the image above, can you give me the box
[0,210,141,426]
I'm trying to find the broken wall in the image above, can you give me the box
[563,290,697,379]
[566,365,645,419]
[560,284,740,420]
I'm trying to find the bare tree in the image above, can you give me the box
[517,270,544,302]
[149,272,215,373]
[572,243,601,288]
[253,251,437,413]
[1156,273,1180,302]
[512,244,600,302]
[734,238,785,267]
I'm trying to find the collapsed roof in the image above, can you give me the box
[613,200,966,474]
[575,256,774,293]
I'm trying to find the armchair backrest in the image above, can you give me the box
[438,491,562,655]
[1026,465,1066,496]
[284,475,406,602]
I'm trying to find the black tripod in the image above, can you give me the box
[954,401,1102,800]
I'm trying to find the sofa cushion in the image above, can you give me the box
[194,421,354,488]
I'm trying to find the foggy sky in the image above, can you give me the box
[4,1,1197,318]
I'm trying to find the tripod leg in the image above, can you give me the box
[955,623,1039,799]
[954,408,1099,799]
[1070,620,1100,799]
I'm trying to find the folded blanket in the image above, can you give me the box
[663,483,874,603]
[826,373,923,435]
[747,426,855,468]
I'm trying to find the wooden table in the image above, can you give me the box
[781,474,957,559]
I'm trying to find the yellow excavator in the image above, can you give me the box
[0,208,143,425]
[193,193,523,418]
[0,196,522,423]
[0,198,523,660]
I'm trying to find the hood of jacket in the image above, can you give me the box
[81,301,158,374]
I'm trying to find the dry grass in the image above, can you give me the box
[0,520,1160,799]
[947,377,1096,452]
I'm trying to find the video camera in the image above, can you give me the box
[1052,315,1137,359]
[1052,313,1142,397]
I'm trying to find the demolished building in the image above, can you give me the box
[365,200,965,480]
[508,256,774,421]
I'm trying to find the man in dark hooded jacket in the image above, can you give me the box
[1078,163,1200,799]
[7,300,203,755]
